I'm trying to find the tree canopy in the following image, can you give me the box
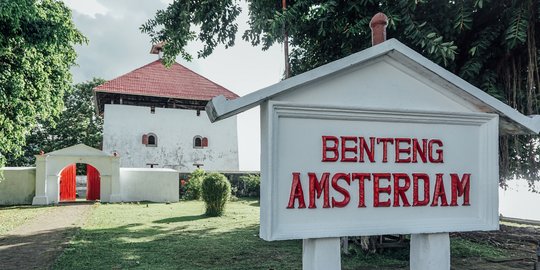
[6,79,105,166]
[143,0,540,190]
[0,0,86,167]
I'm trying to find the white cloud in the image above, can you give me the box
[63,0,108,18]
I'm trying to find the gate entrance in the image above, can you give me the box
[33,144,120,205]
[59,163,101,202]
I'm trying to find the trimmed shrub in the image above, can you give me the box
[239,174,260,197]
[201,173,231,216]
[185,169,205,200]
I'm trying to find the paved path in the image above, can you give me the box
[0,204,93,270]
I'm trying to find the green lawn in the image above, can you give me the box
[0,205,52,235]
[53,199,302,270]
[51,199,505,270]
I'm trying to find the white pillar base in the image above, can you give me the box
[303,237,341,270]
[32,195,49,205]
[410,233,450,270]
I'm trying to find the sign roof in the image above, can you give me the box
[206,39,540,135]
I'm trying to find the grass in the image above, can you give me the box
[342,246,409,269]
[0,205,52,235]
[501,220,540,228]
[451,237,505,259]
[49,199,506,269]
[53,199,302,269]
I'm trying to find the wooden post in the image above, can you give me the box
[282,0,290,78]
[341,236,349,255]
[303,237,341,270]
[410,233,450,270]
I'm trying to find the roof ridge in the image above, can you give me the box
[95,59,163,90]
[170,61,239,98]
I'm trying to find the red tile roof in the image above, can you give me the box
[94,60,239,101]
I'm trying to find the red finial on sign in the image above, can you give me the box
[370,12,388,46]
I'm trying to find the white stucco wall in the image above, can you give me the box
[103,104,239,172]
[0,167,36,205]
[119,168,179,202]
[274,58,472,113]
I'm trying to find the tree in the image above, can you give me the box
[0,0,86,168]
[6,79,105,166]
[143,0,540,191]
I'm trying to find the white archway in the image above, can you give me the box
[32,144,121,205]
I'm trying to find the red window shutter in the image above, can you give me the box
[142,134,148,145]
[202,137,208,147]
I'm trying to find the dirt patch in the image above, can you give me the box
[0,203,93,270]
[453,224,540,269]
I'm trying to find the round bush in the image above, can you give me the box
[185,169,205,200]
[201,173,231,216]
[239,174,260,197]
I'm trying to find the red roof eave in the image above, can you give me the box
[93,60,239,101]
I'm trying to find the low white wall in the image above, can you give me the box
[120,168,179,202]
[0,167,36,205]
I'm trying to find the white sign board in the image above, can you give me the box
[260,102,499,241]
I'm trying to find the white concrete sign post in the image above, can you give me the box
[206,39,540,269]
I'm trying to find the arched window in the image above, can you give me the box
[194,136,202,148]
[148,134,156,146]
[143,133,157,147]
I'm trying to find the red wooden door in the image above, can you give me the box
[60,164,77,201]
[86,165,100,201]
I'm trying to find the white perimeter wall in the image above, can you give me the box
[2,166,179,205]
[103,104,239,172]
[0,167,36,205]
[120,168,179,202]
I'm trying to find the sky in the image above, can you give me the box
[63,0,284,171]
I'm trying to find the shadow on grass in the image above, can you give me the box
[0,227,79,270]
[53,222,301,270]
[153,214,207,224]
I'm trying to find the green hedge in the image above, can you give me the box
[184,169,205,200]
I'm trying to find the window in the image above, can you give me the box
[148,134,157,146]
[142,133,157,147]
[194,136,202,148]
[194,136,208,148]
